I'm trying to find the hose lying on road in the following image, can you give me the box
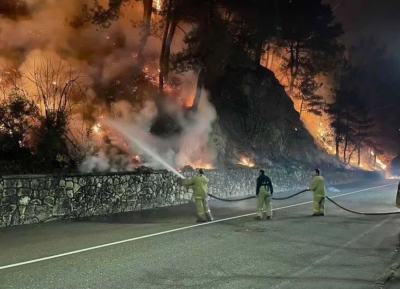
[325,196,400,216]
[207,189,310,202]
[207,189,400,215]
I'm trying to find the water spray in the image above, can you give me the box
[102,119,400,216]
[105,119,186,179]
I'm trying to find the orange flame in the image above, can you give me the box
[93,123,102,136]
[153,0,162,11]
[238,156,254,167]
[184,160,214,170]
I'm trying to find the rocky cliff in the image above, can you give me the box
[209,65,334,167]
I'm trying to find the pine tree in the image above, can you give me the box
[276,0,344,96]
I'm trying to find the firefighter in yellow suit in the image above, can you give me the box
[185,169,213,223]
[309,169,326,216]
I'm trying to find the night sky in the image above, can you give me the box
[328,0,400,56]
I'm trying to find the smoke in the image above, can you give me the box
[79,89,217,173]
[0,0,146,87]
[0,0,218,171]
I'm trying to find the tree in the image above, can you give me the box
[344,38,400,158]
[277,0,344,93]
[327,60,375,164]
[71,0,150,65]
[72,0,191,96]
[23,60,88,164]
[295,74,323,116]
[0,0,29,20]
[326,61,355,160]
[351,98,374,166]
[0,92,38,159]
[217,0,279,65]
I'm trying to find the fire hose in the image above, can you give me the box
[207,189,310,202]
[207,189,400,216]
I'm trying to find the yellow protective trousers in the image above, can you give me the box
[256,186,272,218]
[313,195,325,215]
[194,197,213,221]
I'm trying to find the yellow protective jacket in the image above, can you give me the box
[185,174,208,199]
[396,181,400,209]
[310,175,326,197]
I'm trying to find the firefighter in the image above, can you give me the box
[185,169,213,223]
[396,180,400,209]
[255,169,274,220]
[309,168,326,216]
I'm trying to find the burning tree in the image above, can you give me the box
[72,0,188,96]
[22,59,89,166]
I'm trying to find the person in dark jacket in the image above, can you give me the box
[255,169,274,220]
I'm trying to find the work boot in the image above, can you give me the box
[312,213,324,217]
[196,219,207,223]
[254,216,263,221]
[266,216,272,220]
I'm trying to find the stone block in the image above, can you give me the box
[31,199,42,205]
[66,189,74,198]
[4,188,16,196]
[73,183,81,194]
[52,198,69,216]
[18,196,30,206]
[78,178,86,186]
[35,205,48,222]
[44,196,55,206]
[31,179,39,190]
[65,181,74,189]
[46,180,53,189]
[18,188,32,197]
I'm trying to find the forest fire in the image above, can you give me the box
[0,0,394,178]
[261,48,392,171]
[238,156,255,167]
[184,160,214,170]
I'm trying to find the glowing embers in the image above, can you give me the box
[92,123,102,136]
[238,156,255,167]
[185,160,214,170]
[153,0,162,11]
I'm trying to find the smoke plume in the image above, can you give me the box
[0,0,218,172]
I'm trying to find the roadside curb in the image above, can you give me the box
[374,261,400,288]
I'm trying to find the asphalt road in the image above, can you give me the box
[1,179,400,289]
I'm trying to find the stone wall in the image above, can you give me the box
[0,168,381,227]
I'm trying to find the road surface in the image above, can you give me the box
[1,180,400,289]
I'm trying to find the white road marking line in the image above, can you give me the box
[0,183,396,270]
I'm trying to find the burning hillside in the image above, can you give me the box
[261,46,391,171]
[0,0,391,175]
